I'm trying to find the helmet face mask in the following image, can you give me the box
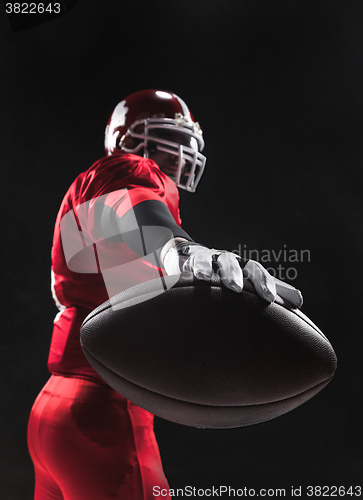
[104,90,207,192]
[121,117,206,192]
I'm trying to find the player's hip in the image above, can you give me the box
[27,375,168,500]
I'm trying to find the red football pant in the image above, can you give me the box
[27,375,171,500]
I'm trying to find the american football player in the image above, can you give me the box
[27,89,302,500]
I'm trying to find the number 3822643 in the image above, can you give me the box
[5,3,61,14]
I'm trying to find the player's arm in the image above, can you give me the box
[99,198,302,307]
[115,199,194,260]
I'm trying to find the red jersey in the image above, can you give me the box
[48,154,182,382]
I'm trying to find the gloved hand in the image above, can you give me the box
[162,240,303,308]
[239,258,303,308]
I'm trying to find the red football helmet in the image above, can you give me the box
[104,89,206,192]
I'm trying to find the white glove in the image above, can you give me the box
[163,242,242,292]
[273,277,303,308]
[185,245,244,293]
[241,259,303,308]
[163,240,303,308]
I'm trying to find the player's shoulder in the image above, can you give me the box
[87,153,142,178]
[64,153,178,214]
[68,155,153,198]
[83,154,163,186]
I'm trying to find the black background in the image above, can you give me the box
[1,1,362,498]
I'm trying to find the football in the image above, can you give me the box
[80,274,337,429]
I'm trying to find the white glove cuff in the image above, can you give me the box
[163,246,182,275]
